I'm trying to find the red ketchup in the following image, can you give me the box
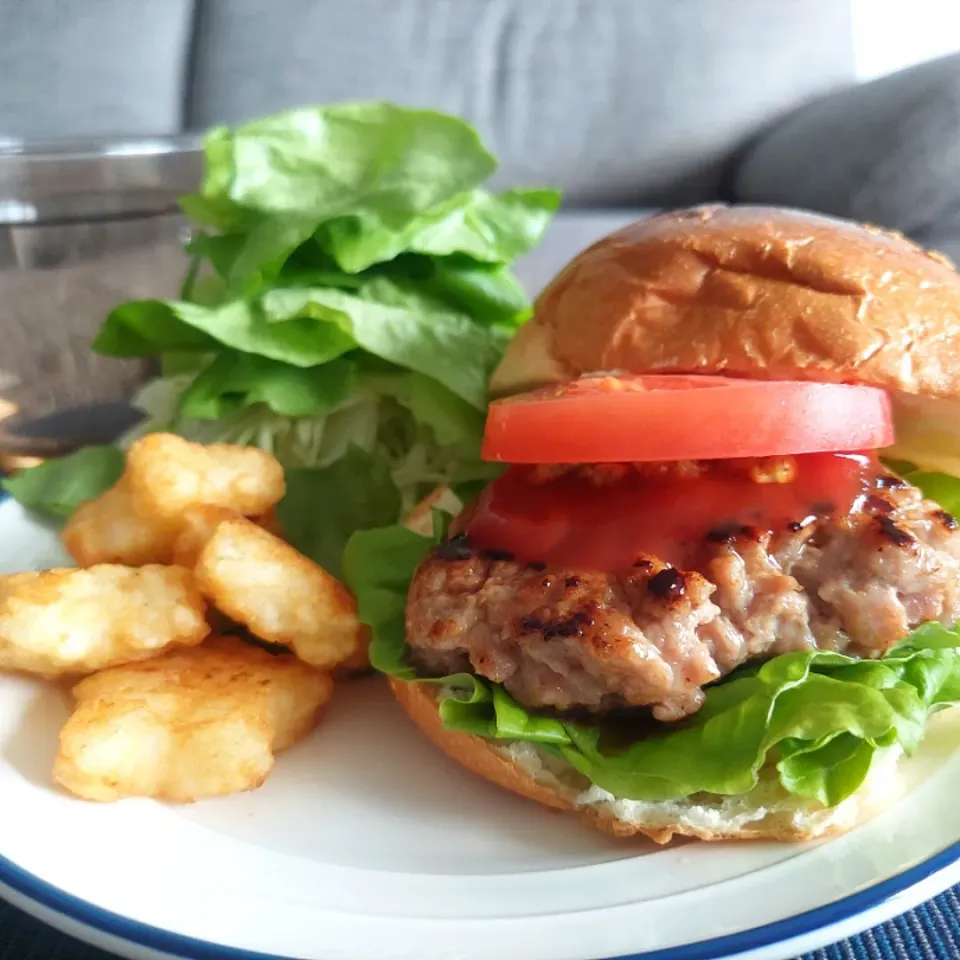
[463,453,884,572]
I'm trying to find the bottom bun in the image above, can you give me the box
[389,678,902,844]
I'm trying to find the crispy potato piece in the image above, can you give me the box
[0,565,209,678]
[67,476,283,571]
[171,505,286,569]
[54,636,332,802]
[61,478,179,567]
[171,505,240,569]
[195,518,362,669]
[332,625,372,679]
[125,433,285,521]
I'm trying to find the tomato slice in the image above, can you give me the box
[481,374,895,463]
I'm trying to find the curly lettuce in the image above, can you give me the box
[0,446,125,518]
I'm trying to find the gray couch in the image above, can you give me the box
[0,0,856,207]
[6,0,960,223]
[2,0,957,227]
[4,0,960,424]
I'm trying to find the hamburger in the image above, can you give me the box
[344,204,960,844]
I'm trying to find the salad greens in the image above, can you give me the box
[1,446,125,519]
[276,451,400,580]
[2,102,560,562]
[343,518,960,808]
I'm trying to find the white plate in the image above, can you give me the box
[4,211,960,960]
[4,496,960,960]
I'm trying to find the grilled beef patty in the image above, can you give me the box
[405,478,960,721]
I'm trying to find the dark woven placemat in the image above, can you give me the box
[3,887,960,959]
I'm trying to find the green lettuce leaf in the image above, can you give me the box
[94,284,505,411]
[276,447,401,578]
[899,468,960,516]
[93,298,355,368]
[559,628,960,805]
[225,216,320,297]
[92,301,220,356]
[178,354,357,420]
[184,233,247,280]
[1,446,123,517]
[181,102,497,226]
[318,187,561,273]
[178,107,556,295]
[420,674,572,744]
[373,370,484,448]
[359,368,497,507]
[261,287,504,409]
[124,377,381,468]
[370,257,531,328]
[418,260,532,327]
[343,521,960,810]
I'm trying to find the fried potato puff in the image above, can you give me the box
[0,566,209,678]
[61,434,286,568]
[54,636,332,802]
[194,517,363,670]
[171,505,240,569]
[125,433,285,521]
[62,478,179,567]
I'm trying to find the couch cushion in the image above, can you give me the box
[0,0,193,140]
[731,52,960,260]
[187,0,857,206]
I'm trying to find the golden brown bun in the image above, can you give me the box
[491,204,960,402]
[390,678,899,845]
[389,677,572,813]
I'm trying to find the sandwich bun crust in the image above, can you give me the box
[491,204,960,403]
[390,678,900,845]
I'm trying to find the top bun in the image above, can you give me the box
[491,204,960,402]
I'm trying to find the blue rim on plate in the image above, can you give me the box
[2,842,960,960]
[0,491,958,960]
